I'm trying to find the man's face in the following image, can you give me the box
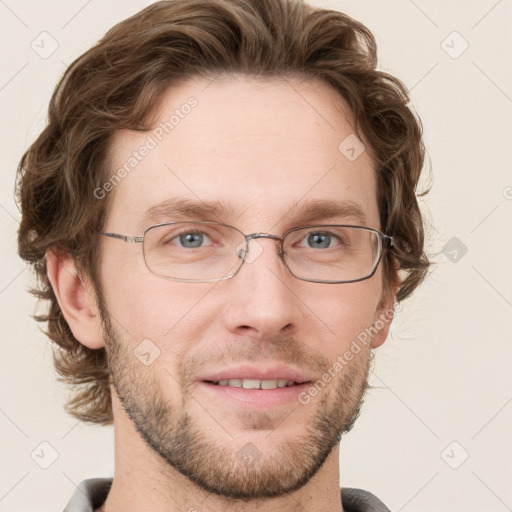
[96,76,393,499]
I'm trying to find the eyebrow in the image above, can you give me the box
[138,197,241,231]
[286,199,368,226]
[138,196,368,231]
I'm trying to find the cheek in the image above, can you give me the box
[308,281,382,359]
[101,255,217,349]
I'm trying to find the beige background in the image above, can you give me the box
[1,0,511,510]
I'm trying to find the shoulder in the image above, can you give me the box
[341,487,392,512]
[63,478,112,512]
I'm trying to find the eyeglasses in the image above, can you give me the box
[98,221,394,284]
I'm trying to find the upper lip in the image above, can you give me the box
[199,364,315,384]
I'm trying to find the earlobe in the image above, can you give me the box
[46,248,105,349]
[370,288,398,349]
[370,260,401,349]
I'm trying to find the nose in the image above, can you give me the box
[220,236,299,338]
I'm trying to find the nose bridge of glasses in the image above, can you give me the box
[237,232,284,260]
[248,233,281,242]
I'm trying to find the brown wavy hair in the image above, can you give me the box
[16,0,431,425]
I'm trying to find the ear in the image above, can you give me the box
[46,248,105,349]
[370,263,400,349]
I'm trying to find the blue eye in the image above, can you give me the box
[170,231,212,248]
[303,231,341,249]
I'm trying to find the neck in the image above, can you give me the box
[100,400,345,512]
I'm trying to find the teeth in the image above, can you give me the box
[214,378,298,389]
[261,379,278,389]
[242,379,261,389]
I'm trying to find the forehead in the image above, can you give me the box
[106,75,379,232]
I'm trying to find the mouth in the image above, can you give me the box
[198,366,314,408]
[199,380,312,408]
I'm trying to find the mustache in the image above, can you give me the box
[179,335,330,382]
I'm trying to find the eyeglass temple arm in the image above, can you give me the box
[383,235,394,248]
[98,232,144,243]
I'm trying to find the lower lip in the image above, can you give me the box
[198,381,311,408]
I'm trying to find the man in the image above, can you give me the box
[16,0,430,510]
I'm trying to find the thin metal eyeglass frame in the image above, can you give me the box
[98,221,394,284]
